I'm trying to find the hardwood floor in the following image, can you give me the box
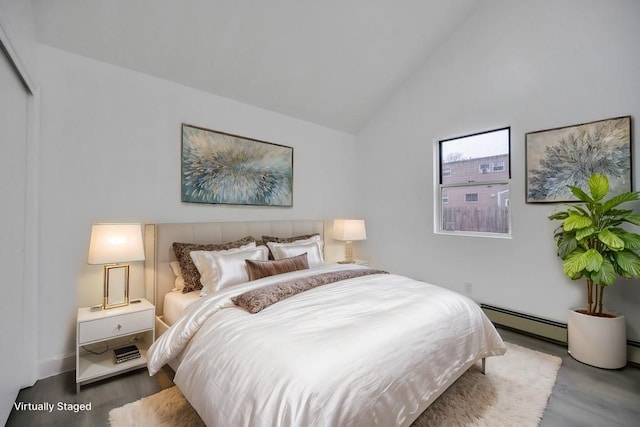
[6,328,640,426]
[500,328,640,427]
[6,366,175,427]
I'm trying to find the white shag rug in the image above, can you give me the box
[109,342,561,427]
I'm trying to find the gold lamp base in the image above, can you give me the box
[103,264,130,309]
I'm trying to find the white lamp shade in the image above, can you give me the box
[88,224,145,264]
[333,219,367,241]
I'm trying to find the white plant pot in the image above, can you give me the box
[567,309,627,369]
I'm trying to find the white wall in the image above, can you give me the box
[0,44,29,426]
[37,44,358,375]
[0,0,38,422]
[356,0,640,340]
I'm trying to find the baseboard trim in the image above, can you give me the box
[627,340,640,367]
[481,304,568,344]
[480,304,640,366]
[38,353,75,380]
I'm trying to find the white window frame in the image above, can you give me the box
[434,127,511,238]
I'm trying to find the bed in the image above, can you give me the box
[145,220,506,426]
[162,289,200,327]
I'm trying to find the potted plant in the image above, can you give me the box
[548,173,640,369]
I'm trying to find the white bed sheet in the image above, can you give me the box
[148,264,506,427]
[162,290,201,326]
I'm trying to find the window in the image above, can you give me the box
[465,193,479,203]
[437,127,511,235]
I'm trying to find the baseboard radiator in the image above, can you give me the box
[481,304,640,366]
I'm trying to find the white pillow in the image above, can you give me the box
[211,246,269,292]
[288,234,323,250]
[266,240,324,268]
[190,242,256,296]
[169,261,185,292]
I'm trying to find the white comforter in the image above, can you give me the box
[148,264,506,427]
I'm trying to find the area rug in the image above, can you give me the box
[109,342,561,427]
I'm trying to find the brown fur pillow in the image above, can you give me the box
[261,233,320,244]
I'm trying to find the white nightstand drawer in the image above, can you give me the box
[78,309,153,344]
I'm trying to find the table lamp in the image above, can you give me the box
[333,219,367,263]
[88,224,145,309]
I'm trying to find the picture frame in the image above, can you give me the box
[525,116,632,203]
[181,124,293,206]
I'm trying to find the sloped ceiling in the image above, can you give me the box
[31,0,479,133]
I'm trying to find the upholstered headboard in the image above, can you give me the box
[144,220,324,316]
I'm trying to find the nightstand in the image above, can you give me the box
[76,298,155,392]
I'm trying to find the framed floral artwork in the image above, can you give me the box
[181,124,293,206]
[526,116,631,203]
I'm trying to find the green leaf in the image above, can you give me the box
[563,249,588,278]
[613,250,640,277]
[601,211,628,228]
[598,229,625,251]
[569,186,593,203]
[583,249,603,272]
[615,229,640,250]
[621,213,640,227]
[602,192,639,213]
[590,258,616,286]
[563,212,592,231]
[589,174,609,201]
[557,235,578,259]
[548,211,569,221]
[607,208,633,217]
[570,205,589,217]
[575,226,597,241]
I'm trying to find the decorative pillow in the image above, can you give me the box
[261,233,320,244]
[169,261,185,292]
[190,243,257,296]
[262,233,321,259]
[172,236,256,293]
[245,253,309,281]
[266,240,324,268]
[211,246,269,292]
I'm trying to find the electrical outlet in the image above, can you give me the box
[464,282,473,294]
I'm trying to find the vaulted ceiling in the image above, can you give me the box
[31,0,479,133]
